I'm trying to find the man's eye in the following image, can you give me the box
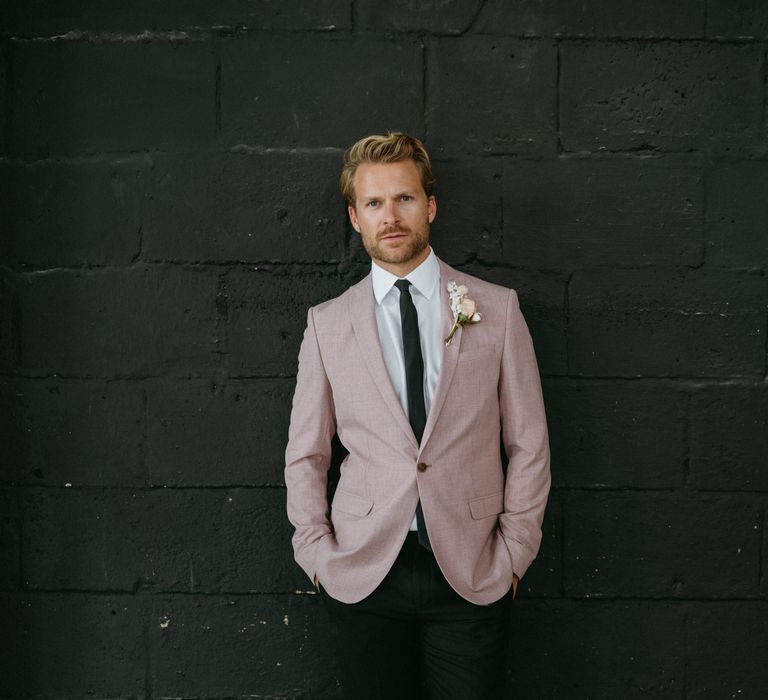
[367,201,379,208]
[401,195,413,201]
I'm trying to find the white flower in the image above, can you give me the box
[458,298,476,318]
[445,281,481,346]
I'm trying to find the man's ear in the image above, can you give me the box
[348,204,361,233]
[427,196,437,224]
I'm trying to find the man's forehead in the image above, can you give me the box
[354,160,423,195]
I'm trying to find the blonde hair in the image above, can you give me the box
[340,131,436,206]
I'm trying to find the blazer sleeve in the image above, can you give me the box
[284,307,336,582]
[497,289,552,580]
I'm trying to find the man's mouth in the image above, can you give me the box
[380,229,409,240]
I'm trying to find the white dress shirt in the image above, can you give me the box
[371,248,443,530]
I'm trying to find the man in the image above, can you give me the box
[285,132,550,699]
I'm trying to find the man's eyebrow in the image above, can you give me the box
[357,187,417,201]
[366,189,416,198]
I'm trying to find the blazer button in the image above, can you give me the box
[417,462,429,472]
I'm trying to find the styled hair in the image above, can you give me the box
[339,131,436,206]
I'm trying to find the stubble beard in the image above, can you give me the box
[363,222,430,267]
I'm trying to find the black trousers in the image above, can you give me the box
[319,532,513,700]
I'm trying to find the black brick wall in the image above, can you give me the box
[1,2,766,698]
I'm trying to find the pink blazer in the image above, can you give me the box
[285,258,551,605]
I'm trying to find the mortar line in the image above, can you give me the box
[3,148,765,165]
[559,493,566,598]
[11,259,347,273]
[141,382,150,487]
[6,28,766,44]
[758,501,765,594]
[6,27,349,42]
[3,371,766,384]
[764,300,768,380]
[0,371,299,381]
[555,39,562,153]
[17,489,24,591]
[214,272,230,364]
[130,224,143,264]
[214,53,222,134]
[682,390,693,487]
[1,38,12,154]
[497,159,504,259]
[421,37,429,140]
[11,273,22,374]
[696,163,708,270]
[762,44,768,164]
[9,587,767,601]
[9,481,768,494]
[703,0,709,38]
[564,272,572,375]
[13,484,291,492]
[143,599,154,700]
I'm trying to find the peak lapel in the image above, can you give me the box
[347,276,419,450]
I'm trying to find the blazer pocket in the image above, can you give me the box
[458,345,497,363]
[469,491,504,520]
[331,488,374,517]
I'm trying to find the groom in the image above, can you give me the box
[285,132,550,699]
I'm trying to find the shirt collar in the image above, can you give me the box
[371,248,440,305]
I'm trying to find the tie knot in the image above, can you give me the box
[395,279,411,293]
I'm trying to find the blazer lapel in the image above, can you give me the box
[347,275,419,450]
[419,260,463,451]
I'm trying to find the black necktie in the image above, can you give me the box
[394,279,431,550]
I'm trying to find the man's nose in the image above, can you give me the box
[381,199,399,224]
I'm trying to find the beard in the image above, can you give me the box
[361,222,430,266]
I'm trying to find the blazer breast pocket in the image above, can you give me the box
[458,344,497,364]
[331,488,374,518]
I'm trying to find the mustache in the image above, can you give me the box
[378,225,411,238]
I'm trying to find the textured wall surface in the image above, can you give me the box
[1,1,767,698]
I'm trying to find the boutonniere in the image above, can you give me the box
[445,281,481,346]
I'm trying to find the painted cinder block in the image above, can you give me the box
[219,34,424,149]
[5,378,145,487]
[146,377,294,486]
[474,0,705,38]
[545,378,687,488]
[0,156,149,268]
[427,37,557,156]
[501,158,704,269]
[564,491,762,598]
[149,593,338,698]
[22,487,298,592]
[506,600,685,700]
[0,592,148,697]
[560,41,765,155]
[689,383,768,491]
[18,266,219,377]
[8,39,217,157]
[144,150,346,264]
[705,161,768,268]
[568,268,767,377]
[222,266,352,376]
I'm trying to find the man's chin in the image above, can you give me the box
[374,243,421,263]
